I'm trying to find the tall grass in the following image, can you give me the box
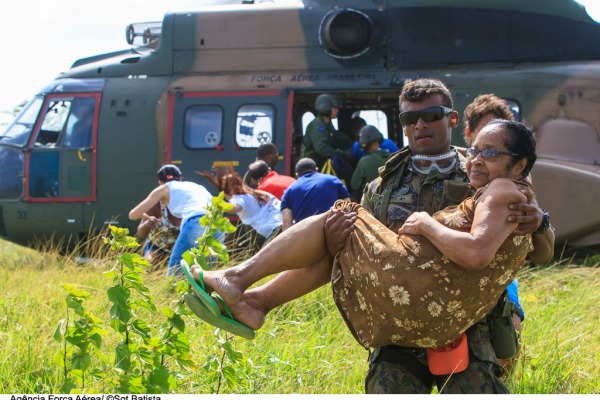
[0,237,598,393]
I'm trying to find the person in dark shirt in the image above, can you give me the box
[280,158,349,231]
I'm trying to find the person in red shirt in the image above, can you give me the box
[248,160,295,200]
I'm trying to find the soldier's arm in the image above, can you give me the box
[311,129,338,159]
[529,227,555,265]
[333,129,354,151]
[508,186,555,264]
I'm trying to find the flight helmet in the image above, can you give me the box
[359,125,383,148]
[315,94,342,116]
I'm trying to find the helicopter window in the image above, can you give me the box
[59,97,96,148]
[33,97,96,148]
[35,100,71,146]
[505,99,521,120]
[184,105,223,149]
[236,104,275,148]
[302,111,339,133]
[0,147,24,199]
[352,110,389,138]
[0,97,43,146]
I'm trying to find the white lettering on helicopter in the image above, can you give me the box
[326,73,377,80]
[291,74,320,82]
[251,75,282,83]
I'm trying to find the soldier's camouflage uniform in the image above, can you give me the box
[360,147,508,394]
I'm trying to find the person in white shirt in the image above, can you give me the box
[198,168,282,248]
[129,164,223,276]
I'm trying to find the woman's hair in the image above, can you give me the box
[463,94,514,133]
[157,164,182,183]
[197,167,255,197]
[487,119,537,179]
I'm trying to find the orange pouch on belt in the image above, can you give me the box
[426,332,469,375]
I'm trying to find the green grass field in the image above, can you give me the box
[0,237,598,394]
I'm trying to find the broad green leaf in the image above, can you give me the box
[170,313,186,332]
[127,376,146,393]
[65,295,84,315]
[137,346,155,366]
[133,297,157,313]
[109,303,131,324]
[59,378,77,394]
[131,319,151,338]
[72,352,91,372]
[181,251,194,266]
[222,365,239,388]
[53,319,66,342]
[114,341,131,370]
[148,365,171,393]
[107,285,131,308]
[88,332,103,349]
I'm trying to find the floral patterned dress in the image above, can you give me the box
[331,181,533,349]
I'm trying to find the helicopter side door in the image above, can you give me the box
[168,90,292,187]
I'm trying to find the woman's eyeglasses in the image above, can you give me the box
[466,148,521,160]
[400,106,453,126]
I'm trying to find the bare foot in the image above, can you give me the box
[192,265,243,305]
[223,292,267,330]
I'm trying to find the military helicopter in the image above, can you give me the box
[1,0,599,252]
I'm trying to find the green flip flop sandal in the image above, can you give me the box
[181,259,220,317]
[184,293,255,340]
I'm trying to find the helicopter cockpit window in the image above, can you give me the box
[236,105,275,148]
[0,97,43,146]
[0,147,23,199]
[61,97,95,148]
[36,100,71,146]
[34,97,96,148]
[184,105,223,149]
[353,110,389,138]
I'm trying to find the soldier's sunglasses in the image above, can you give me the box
[400,106,454,126]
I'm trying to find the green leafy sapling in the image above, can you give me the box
[182,192,236,269]
[103,226,195,393]
[53,284,108,393]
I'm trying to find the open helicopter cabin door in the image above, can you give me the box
[168,90,292,186]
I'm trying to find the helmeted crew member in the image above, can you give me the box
[301,94,354,171]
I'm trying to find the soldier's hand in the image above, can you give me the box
[507,186,543,235]
[324,208,357,256]
[397,211,431,236]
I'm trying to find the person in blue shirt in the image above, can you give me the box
[280,158,350,231]
[350,117,399,159]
